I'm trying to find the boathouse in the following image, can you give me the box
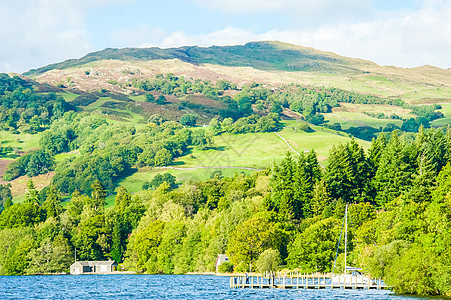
[215,254,230,273]
[70,260,118,275]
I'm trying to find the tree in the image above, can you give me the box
[270,102,283,115]
[373,133,414,206]
[148,114,166,125]
[91,180,106,210]
[156,95,166,105]
[324,144,353,202]
[154,148,173,166]
[180,114,197,127]
[72,214,109,261]
[227,213,287,270]
[256,249,282,273]
[26,235,73,274]
[0,184,12,212]
[43,184,62,219]
[110,217,123,263]
[143,173,177,190]
[145,93,156,103]
[209,117,222,135]
[115,186,132,213]
[270,152,295,220]
[310,180,332,216]
[25,179,40,205]
[132,220,165,271]
[287,218,340,272]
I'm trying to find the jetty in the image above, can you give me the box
[229,272,390,290]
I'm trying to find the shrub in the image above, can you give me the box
[180,114,197,127]
[256,249,282,273]
[218,262,234,273]
[156,95,166,105]
[299,124,314,133]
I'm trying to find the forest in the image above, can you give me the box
[0,73,450,297]
[0,126,450,296]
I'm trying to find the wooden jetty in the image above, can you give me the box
[229,272,389,290]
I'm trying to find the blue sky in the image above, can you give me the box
[0,0,450,73]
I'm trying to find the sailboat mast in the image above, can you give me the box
[344,203,348,273]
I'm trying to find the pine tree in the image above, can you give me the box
[115,186,131,213]
[110,217,123,263]
[324,144,353,203]
[310,179,332,216]
[25,179,40,205]
[373,132,415,206]
[406,149,435,202]
[271,152,295,220]
[347,139,372,202]
[91,179,106,210]
[293,153,312,218]
[43,184,62,219]
[305,150,322,184]
[368,133,387,173]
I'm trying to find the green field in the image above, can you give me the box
[321,103,418,130]
[432,103,451,127]
[0,131,43,155]
[117,120,368,193]
[323,111,403,130]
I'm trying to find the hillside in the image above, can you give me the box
[25,41,451,103]
[25,41,364,76]
[1,41,450,202]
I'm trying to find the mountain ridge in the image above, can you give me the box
[24,41,451,102]
[24,41,375,76]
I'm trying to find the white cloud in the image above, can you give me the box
[0,0,131,73]
[115,0,451,68]
[190,0,374,27]
[190,0,371,14]
[1,0,450,72]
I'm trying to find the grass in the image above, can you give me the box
[323,112,403,130]
[58,91,79,102]
[129,95,146,102]
[117,120,369,192]
[320,103,414,130]
[432,103,451,127]
[118,167,255,194]
[0,131,42,154]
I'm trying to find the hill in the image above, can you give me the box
[24,41,364,76]
[2,41,451,201]
[25,41,451,103]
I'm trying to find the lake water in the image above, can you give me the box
[0,274,425,299]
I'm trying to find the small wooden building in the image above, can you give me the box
[215,254,230,273]
[70,260,118,275]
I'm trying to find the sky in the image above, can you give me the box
[1,0,450,73]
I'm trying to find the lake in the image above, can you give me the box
[0,274,424,299]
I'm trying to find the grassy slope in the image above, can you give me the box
[431,103,451,127]
[8,41,450,201]
[25,41,359,76]
[118,120,368,193]
[28,41,451,105]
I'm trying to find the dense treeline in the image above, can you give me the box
[1,110,283,191]
[1,72,450,296]
[208,113,282,135]
[40,112,214,195]
[0,74,72,134]
[0,126,450,296]
[2,150,54,181]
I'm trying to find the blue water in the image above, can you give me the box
[0,274,425,299]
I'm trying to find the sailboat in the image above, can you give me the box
[331,204,373,285]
